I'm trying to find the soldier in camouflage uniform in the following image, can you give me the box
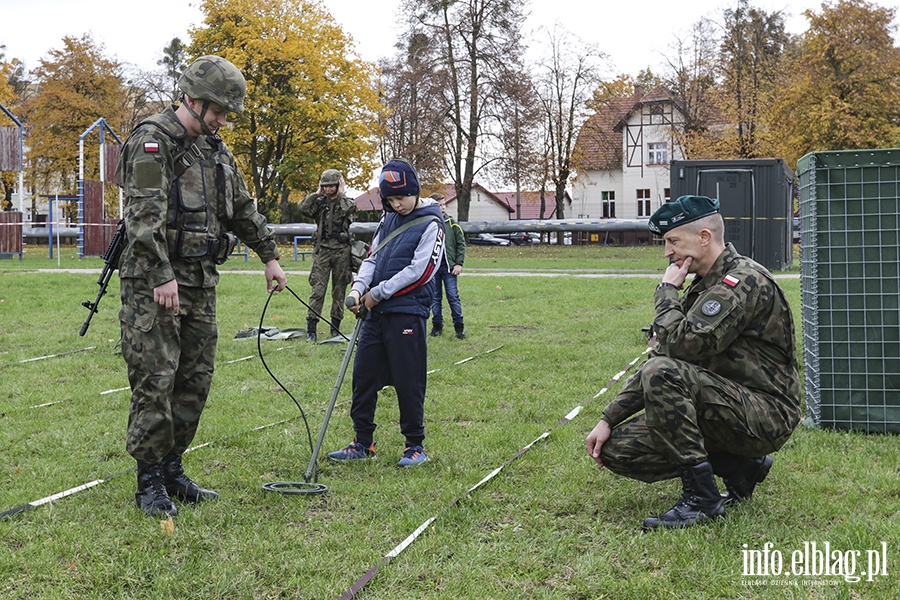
[585,195,801,531]
[298,169,357,341]
[116,55,287,517]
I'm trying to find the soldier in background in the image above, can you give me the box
[116,55,286,518]
[298,169,357,341]
[585,195,801,531]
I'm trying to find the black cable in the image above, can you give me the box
[258,285,368,495]
[256,285,317,478]
[279,286,351,343]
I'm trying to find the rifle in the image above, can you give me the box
[79,220,127,336]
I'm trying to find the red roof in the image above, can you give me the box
[354,184,461,211]
[574,86,677,170]
[492,190,571,220]
[354,182,515,215]
[354,188,382,211]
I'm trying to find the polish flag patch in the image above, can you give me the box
[723,274,740,287]
[143,142,160,153]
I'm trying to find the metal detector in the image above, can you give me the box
[262,298,366,495]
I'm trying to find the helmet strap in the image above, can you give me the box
[183,95,215,136]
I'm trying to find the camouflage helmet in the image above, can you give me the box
[177,55,246,113]
[319,169,342,186]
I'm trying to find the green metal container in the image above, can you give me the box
[798,149,900,433]
[671,158,795,271]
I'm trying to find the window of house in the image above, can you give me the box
[602,191,616,218]
[637,189,651,217]
[664,188,671,202]
[647,142,667,165]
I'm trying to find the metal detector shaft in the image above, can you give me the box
[303,305,366,483]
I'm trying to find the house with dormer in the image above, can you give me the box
[571,86,686,225]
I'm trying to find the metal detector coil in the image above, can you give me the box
[262,481,329,495]
[262,296,367,495]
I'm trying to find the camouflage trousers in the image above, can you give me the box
[600,356,797,483]
[307,245,353,324]
[119,278,217,463]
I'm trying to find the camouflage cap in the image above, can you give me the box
[319,169,342,186]
[648,195,720,234]
[178,55,246,113]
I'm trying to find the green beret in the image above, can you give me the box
[648,195,720,234]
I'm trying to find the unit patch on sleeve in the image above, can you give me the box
[701,299,722,316]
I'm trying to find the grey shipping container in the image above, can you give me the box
[798,148,900,434]
[670,158,795,271]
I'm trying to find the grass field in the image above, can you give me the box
[0,244,896,599]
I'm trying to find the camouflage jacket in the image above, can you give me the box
[604,243,801,426]
[297,192,357,250]
[115,106,279,288]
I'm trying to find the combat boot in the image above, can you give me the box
[642,461,725,531]
[330,319,342,338]
[454,321,466,339]
[135,461,178,517]
[430,322,443,337]
[709,453,773,505]
[162,454,219,503]
[306,318,318,342]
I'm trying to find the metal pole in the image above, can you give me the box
[48,196,54,259]
[78,136,85,258]
[303,313,365,484]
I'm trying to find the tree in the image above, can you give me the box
[0,50,21,210]
[158,38,187,102]
[0,49,16,107]
[494,73,543,219]
[718,0,790,158]
[533,27,605,219]
[405,0,528,221]
[190,0,384,221]
[769,0,900,164]
[661,18,721,160]
[21,34,126,200]
[377,32,447,184]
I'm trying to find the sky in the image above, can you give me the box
[3,0,889,77]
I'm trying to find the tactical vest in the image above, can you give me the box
[134,112,237,264]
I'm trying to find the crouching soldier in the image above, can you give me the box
[585,196,801,531]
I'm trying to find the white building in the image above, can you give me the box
[571,86,686,222]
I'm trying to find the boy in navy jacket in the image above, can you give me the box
[329,158,445,467]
